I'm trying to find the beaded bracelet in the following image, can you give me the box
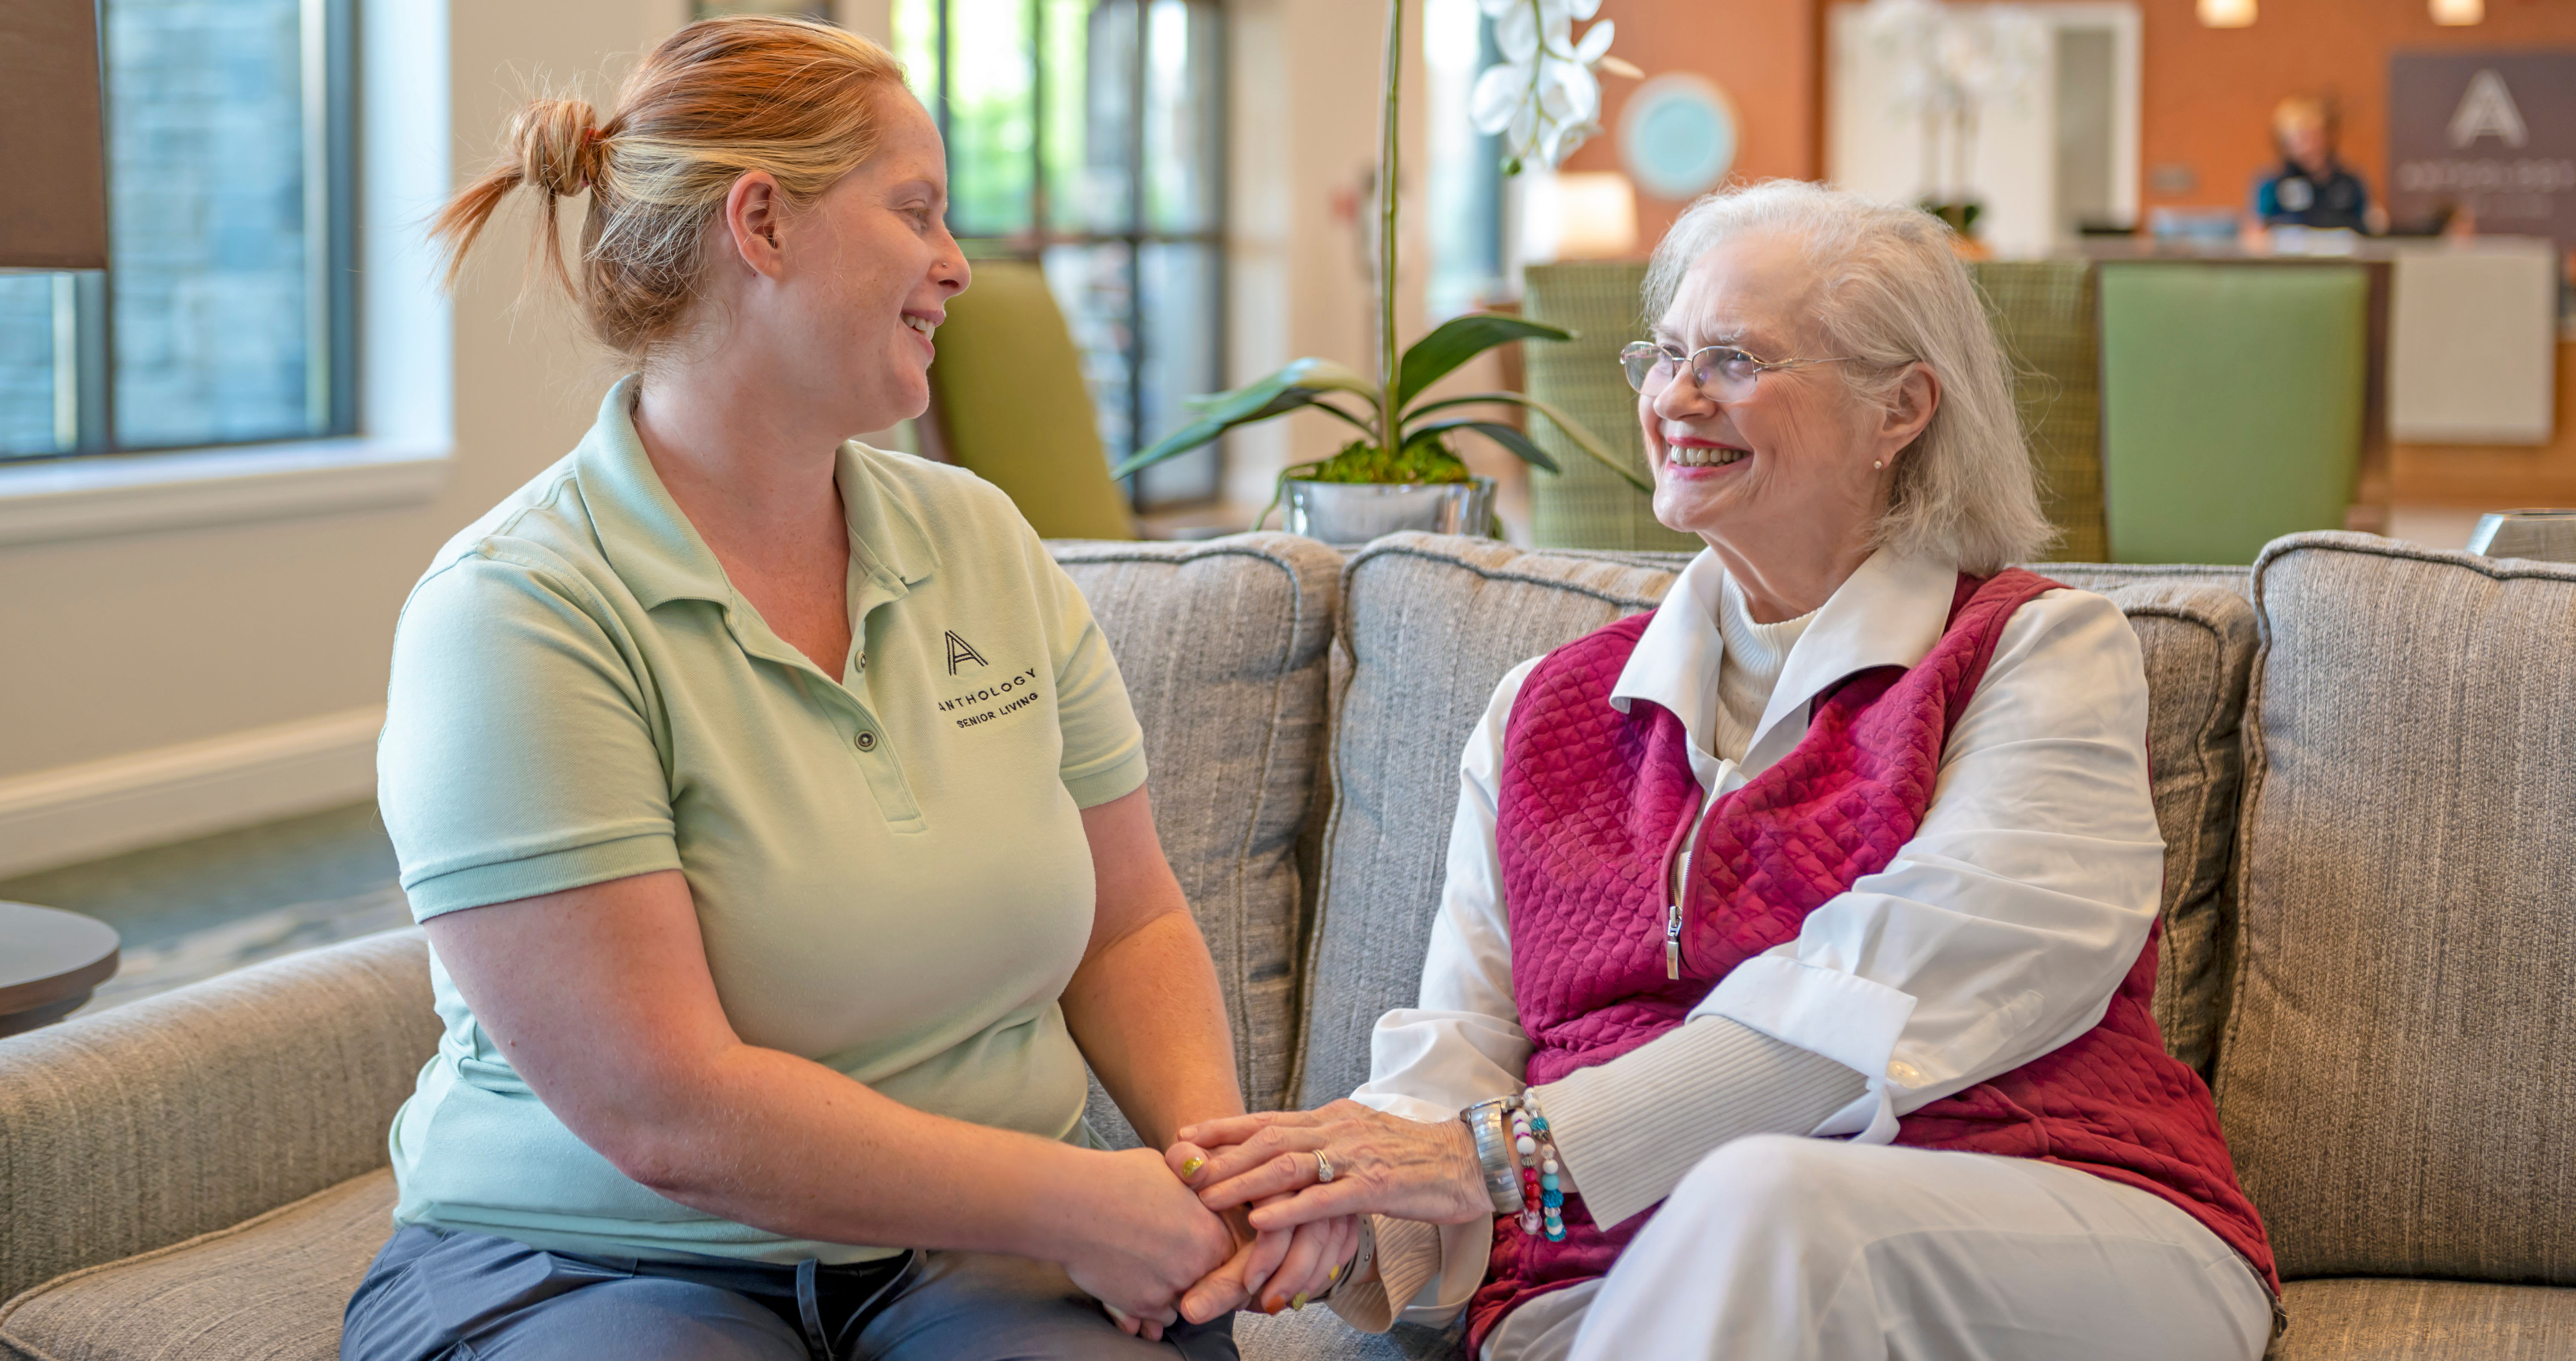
[1505,1093,1567,1242]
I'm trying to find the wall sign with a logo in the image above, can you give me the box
[2388,51,2576,251]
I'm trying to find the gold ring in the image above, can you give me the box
[1314,1149,1337,1183]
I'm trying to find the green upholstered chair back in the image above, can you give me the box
[2098,262,2367,564]
[1972,259,2108,564]
[1521,262,1697,552]
[928,260,1138,540]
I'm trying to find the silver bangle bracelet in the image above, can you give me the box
[1461,1096,1524,1216]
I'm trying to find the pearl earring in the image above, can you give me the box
[1872,459,1884,470]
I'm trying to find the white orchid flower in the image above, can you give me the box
[1469,0,1635,173]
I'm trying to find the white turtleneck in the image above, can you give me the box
[1711,573,1818,764]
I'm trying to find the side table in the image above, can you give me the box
[0,901,121,1038]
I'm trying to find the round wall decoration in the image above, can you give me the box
[1618,73,1739,202]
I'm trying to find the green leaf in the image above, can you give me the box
[1404,418,1561,474]
[1393,315,1573,412]
[1111,382,1381,480]
[1406,391,1652,493]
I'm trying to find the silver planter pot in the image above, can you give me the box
[1281,476,1496,545]
[2467,509,2576,563]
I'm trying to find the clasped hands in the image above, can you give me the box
[1079,1100,1495,1340]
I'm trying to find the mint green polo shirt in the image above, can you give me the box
[375,377,1147,1264]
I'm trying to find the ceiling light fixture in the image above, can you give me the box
[2430,0,2483,25]
[2198,0,2256,26]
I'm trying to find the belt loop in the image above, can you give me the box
[795,1258,827,1361]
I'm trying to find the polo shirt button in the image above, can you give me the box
[854,731,877,751]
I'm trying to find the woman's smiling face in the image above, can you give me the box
[1640,231,1894,555]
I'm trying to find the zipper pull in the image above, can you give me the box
[1665,903,1684,980]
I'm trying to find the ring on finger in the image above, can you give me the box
[1314,1149,1337,1183]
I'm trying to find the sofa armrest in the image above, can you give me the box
[0,928,435,1304]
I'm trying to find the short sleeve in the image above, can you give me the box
[379,548,682,918]
[1035,548,1147,809]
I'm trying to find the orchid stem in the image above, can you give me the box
[1378,0,1403,461]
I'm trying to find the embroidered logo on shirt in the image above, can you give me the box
[944,630,989,675]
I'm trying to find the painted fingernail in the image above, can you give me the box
[1292,1292,1310,1310]
[1181,1156,1206,1179]
[1329,1263,1342,1283]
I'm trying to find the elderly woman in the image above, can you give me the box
[1167,182,2279,1360]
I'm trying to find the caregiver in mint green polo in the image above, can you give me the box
[349,19,1351,1361]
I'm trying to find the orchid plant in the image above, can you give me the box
[1109,0,1648,507]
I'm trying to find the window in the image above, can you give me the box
[894,0,1226,506]
[0,0,356,461]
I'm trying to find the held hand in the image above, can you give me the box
[1170,1100,1491,1233]
[1174,1212,1362,1322]
[1066,1147,1236,1338]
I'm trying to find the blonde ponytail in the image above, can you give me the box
[430,17,906,359]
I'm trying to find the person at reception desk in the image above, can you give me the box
[2254,97,2375,234]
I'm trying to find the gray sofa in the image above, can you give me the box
[5,529,2573,1359]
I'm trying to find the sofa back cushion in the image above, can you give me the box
[2215,532,2576,1282]
[1055,534,1341,1128]
[1293,535,2259,1108]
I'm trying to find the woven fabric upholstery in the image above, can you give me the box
[0,1170,392,1361]
[1053,534,1343,1137]
[1973,260,2107,564]
[1293,535,2253,1108]
[2081,579,2257,1076]
[1237,1301,1463,1360]
[0,929,432,1307]
[2267,1278,2576,1360]
[1294,535,1679,1107]
[1519,263,1697,553]
[2219,532,2576,1283]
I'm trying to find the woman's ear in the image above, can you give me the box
[1876,362,1940,465]
[722,170,787,280]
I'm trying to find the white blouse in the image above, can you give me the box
[1337,547,2167,1330]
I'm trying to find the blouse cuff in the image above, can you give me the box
[1530,1015,1868,1230]
[1325,1215,1445,1333]
[1693,951,1917,1079]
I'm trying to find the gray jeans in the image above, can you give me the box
[341,1223,1239,1361]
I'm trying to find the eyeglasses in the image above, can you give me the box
[1618,341,1853,402]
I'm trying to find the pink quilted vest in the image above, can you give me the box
[1469,569,2277,1346]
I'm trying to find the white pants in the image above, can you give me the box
[1482,1136,2271,1361]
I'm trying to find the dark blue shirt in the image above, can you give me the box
[2254,160,2370,231]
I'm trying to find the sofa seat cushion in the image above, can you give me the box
[2270,1278,2576,1359]
[2217,534,2576,1282]
[1294,535,2262,1107]
[1053,534,1342,1133]
[0,1167,392,1361]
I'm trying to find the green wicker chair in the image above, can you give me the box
[1521,262,1696,552]
[927,260,1138,541]
[1971,260,2108,564]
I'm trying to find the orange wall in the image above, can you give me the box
[1556,0,1821,251]
[2139,0,2576,215]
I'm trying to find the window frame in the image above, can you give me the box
[920,0,1229,508]
[14,0,359,465]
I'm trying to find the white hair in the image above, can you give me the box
[1642,180,2056,573]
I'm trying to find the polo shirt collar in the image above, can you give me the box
[1609,545,1960,772]
[574,375,941,611]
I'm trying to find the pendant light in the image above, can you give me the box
[2198,0,2257,27]
[2430,0,2483,25]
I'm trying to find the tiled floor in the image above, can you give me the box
[0,801,409,1018]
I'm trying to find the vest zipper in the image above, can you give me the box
[1665,902,1684,980]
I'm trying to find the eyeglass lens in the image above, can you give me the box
[1619,343,1761,401]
